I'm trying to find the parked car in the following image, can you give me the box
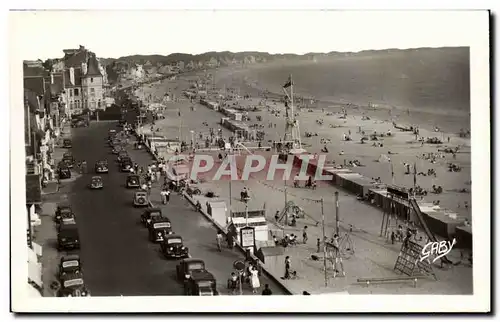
[89,176,103,189]
[117,151,129,163]
[160,234,189,259]
[184,271,218,296]
[55,204,73,223]
[133,190,149,207]
[112,145,124,154]
[120,159,133,172]
[58,166,71,179]
[126,174,141,189]
[95,160,109,173]
[63,139,72,148]
[141,208,163,227]
[58,272,90,297]
[62,156,75,168]
[59,254,82,280]
[148,218,173,243]
[57,222,80,251]
[176,259,207,282]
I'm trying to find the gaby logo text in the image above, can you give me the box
[420,238,457,264]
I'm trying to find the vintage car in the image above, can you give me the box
[176,258,207,282]
[58,165,71,179]
[148,218,173,243]
[71,119,88,128]
[89,176,104,189]
[141,208,163,227]
[55,204,73,223]
[108,129,116,137]
[120,159,133,172]
[112,145,124,154]
[63,152,73,158]
[63,139,72,148]
[184,270,218,296]
[95,160,109,173]
[57,222,80,251]
[117,151,129,163]
[58,272,90,297]
[126,174,141,189]
[59,254,82,279]
[62,156,75,168]
[160,234,189,259]
[133,190,149,207]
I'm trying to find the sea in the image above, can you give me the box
[216,47,471,135]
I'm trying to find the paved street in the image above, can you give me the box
[68,120,285,296]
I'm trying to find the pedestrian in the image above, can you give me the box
[229,272,238,295]
[156,169,161,182]
[275,210,280,222]
[134,163,139,173]
[165,189,171,203]
[250,266,260,294]
[261,284,272,295]
[302,226,308,244]
[316,238,321,253]
[283,256,291,279]
[160,189,168,204]
[391,230,396,244]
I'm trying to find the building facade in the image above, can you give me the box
[61,46,107,116]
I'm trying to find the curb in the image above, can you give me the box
[135,129,294,295]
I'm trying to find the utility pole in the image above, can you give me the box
[284,180,288,226]
[334,191,339,235]
[321,198,327,287]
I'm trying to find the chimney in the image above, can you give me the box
[82,62,87,75]
[69,67,75,85]
[79,45,85,51]
[50,73,54,84]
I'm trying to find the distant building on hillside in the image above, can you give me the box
[61,45,107,115]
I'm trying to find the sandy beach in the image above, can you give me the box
[133,62,471,220]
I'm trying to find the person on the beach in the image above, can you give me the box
[302,226,308,244]
[283,256,291,279]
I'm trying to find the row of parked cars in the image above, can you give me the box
[54,200,90,297]
[111,126,219,296]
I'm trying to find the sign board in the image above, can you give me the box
[240,226,256,248]
[233,260,245,271]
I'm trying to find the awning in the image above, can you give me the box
[26,174,41,204]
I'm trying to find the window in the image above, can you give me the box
[69,89,73,97]
[70,102,74,110]
[74,88,79,96]
[98,100,101,108]
[90,88,95,97]
[91,78,94,83]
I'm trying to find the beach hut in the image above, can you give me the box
[421,210,464,239]
[336,173,377,197]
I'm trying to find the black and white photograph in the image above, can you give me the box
[9,8,490,313]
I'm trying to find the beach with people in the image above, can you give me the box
[133,58,471,221]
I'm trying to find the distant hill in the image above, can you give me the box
[99,47,468,85]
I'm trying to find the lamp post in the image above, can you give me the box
[190,130,195,149]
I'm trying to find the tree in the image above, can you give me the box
[42,59,54,72]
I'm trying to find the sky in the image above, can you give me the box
[9,10,485,60]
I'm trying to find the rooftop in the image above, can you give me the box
[50,73,64,95]
[23,64,49,78]
[24,77,46,96]
[85,55,102,77]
